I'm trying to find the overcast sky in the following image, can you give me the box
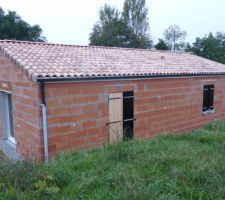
[1,0,225,45]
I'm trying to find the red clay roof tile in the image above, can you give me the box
[1,40,225,82]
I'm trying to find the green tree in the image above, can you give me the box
[89,2,152,49]
[185,43,192,52]
[154,39,169,50]
[163,25,187,51]
[122,0,149,36]
[89,4,136,47]
[189,32,225,64]
[0,7,46,41]
[122,0,151,48]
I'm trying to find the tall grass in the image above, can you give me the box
[1,120,225,199]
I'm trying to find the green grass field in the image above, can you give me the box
[1,121,225,200]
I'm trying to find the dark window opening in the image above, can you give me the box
[123,91,134,140]
[203,85,214,112]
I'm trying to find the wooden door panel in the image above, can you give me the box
[109,93,123,144]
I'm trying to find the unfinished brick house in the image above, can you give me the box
[1,40,225,161]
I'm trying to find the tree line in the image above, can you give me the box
[0,2,224,64]
[0,7,45,42]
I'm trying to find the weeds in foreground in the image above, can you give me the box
[1,120,225,199]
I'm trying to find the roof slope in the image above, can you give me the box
[1,40,225,82]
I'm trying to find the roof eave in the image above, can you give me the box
[36,72,225,83]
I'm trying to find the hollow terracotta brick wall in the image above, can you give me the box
[0,51,43,159]
[45,77,225,157]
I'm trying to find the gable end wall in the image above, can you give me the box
[0,51,43,159]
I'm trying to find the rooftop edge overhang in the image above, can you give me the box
[36,72,225,83]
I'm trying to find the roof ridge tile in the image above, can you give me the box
[0,39,190,54]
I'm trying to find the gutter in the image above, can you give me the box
[36,72,225,83]
[40,81,48,162]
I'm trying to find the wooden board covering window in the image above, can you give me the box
[109,93,123,144]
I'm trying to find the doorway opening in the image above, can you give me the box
[108,91,134,143]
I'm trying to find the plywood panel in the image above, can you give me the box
[109,122,123,143]
[109,92,123,143]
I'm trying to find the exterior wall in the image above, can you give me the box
[0,51,42,159]
[45,76,225,157]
